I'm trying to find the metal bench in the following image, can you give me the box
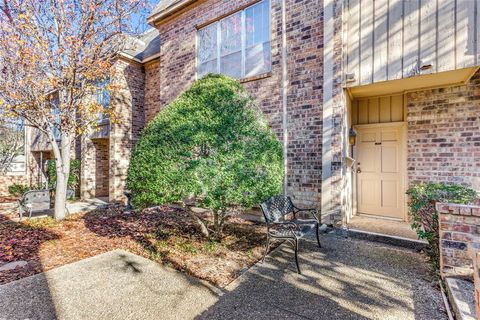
[18,189,75,219]
[18,190,51,219]
[260,195,322,274]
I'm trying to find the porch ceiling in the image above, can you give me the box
[348,67,479,98]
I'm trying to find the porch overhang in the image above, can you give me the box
[347,67,479,99]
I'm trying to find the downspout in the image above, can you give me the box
[281,0,288,195]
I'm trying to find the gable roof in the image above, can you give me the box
[121,28,160,63]
[148,0,197,24]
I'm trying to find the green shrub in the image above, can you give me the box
[127,74,284,240]
[8,183,30,197]
[47,159,81,192]
[406,182,477,271]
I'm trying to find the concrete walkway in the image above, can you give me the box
[0,250,220,320]
[0,235,447,320]
[2,197,109,221]
[198,234,447,320]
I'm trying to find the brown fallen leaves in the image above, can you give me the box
[0,206,268,287]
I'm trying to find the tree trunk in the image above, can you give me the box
[52,133,71,221]
[212,210,227,241]
[187,208,210,238]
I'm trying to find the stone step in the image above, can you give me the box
[445,277,477,320]
[345,228,428,251]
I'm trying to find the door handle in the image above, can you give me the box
[356,167,361,174]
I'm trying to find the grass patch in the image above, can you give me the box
[23,217,59,229]
[203,240,220,253]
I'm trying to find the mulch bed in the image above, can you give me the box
[0,206,268,287]
[0,197,17,204]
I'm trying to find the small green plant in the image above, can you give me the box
[23,217,59,229]
[177,241,198,255]
[203,240,220,253]
[246,248,254,260]
[406,182,477,271]
[8,183,30,197]
[47,159,81,191]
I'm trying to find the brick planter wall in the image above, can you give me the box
[437,202,480,278]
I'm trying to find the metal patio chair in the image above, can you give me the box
[260,195,322,274]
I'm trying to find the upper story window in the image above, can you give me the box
[95,79,110,123]
[197,0,271,79]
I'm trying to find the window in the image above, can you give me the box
[95,80,110,123]
[197,0,271,79]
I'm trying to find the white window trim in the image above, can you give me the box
[197,0,271,80]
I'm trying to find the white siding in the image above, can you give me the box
[346,0,480,86]
[359,0,374,84]
[373,0,388,82]
[347,0,360,86]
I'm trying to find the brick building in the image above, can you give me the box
[4,0,480,227]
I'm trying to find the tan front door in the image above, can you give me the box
[356,123,405,219]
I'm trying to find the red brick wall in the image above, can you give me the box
[81,138,110,198]
[108,59,146,202]
[144,59,161,124]
[152,0,324,208]
[407,71,480,192]
[94,139,110,197]
[437,202,480,278]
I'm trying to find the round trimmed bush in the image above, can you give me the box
[127,74,283,238]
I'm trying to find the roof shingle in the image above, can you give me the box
[122,28,160,62]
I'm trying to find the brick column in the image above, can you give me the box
[437,202,480,278]
[80,137,96,199]
[321,0,347,225]
[108,59,145,204]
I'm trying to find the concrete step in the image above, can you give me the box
[345,228,428,251]
[445,277,476,320]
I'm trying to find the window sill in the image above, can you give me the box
[239,72,272,84]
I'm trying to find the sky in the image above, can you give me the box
[131,0,159,33]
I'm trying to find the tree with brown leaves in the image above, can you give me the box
[0,0,147,220]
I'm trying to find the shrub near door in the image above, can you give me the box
[407,182,478,272]
[127,74,284,240]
